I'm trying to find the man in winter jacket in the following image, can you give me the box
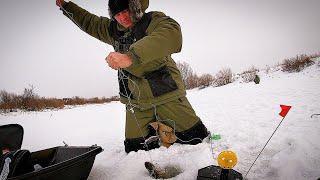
[56,0,208,153]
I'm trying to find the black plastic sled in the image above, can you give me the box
[0,124,103,180]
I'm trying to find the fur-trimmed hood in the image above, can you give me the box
[108,0,149,23]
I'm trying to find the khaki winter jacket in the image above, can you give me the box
[62,0,186,110]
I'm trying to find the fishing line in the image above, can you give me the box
[59,5,85,32]
[198,109,217,159]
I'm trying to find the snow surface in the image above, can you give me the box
[1,61,320,180]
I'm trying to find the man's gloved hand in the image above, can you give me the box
[106,52,133,70]
[56,0,65,8]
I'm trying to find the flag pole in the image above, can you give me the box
[244,117,286,178]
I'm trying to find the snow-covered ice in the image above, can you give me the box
[1,61,320,180]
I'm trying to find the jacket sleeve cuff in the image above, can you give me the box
[123,49,143,77]
[60,1,77,14]
[126,49,142,68]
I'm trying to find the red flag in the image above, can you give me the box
[279,105,292,117]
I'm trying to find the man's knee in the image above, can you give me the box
[124,137,159,153]
[175,120,209,145]
[124,124,159,153]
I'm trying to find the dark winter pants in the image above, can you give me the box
[124,96,209,153]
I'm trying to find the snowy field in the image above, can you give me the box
[1,61,320,180]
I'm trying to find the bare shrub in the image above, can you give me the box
[0,90,13,104]
[22,85,38,99]
[198,74,215,88]
[108,96,120,102]
[21,85,40,110]
[0,86,64,111]
[62,96,119,106]
[23,98,64,111]
[0,91,17,111]
[265,65,271,74]
[75,96,85,105]
[87,97,103,104]
[281,54,314,72]
[309,52,320,59]
[87,97,119,104]
[241,66,258,83]
[100,97,112,103]
[186,74,200,89]
[176,61,216,89]
[214,68,233,87]
[176,61,199,89]
[43,98,64,109]
[64,96,86,106]
[1,87,119,112]
[24,99,45,111]
[176,61,194,85]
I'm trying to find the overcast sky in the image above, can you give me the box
[0,0,319,98]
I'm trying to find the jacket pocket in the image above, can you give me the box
[144,66,178,97]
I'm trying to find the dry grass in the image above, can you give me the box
[281,54,315,72]
[0,88,119,113]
